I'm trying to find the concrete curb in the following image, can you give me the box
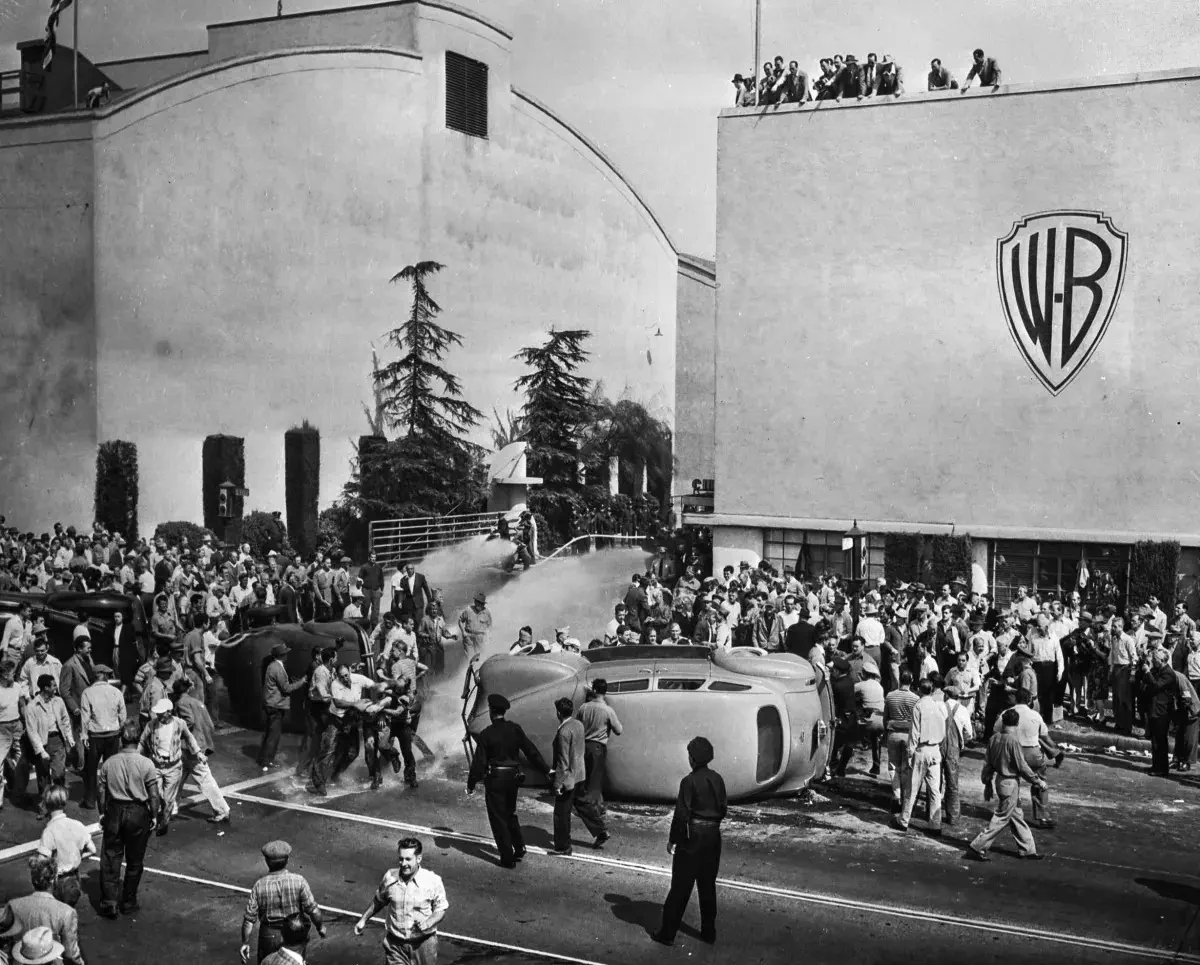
[1049,727,1150,754]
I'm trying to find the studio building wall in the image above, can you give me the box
[0,1,678,533]
[696,70,1200,598]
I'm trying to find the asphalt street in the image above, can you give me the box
[1,717,1199,965]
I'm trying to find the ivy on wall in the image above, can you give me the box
[1129,539,1180,614]
[94,441,139,541]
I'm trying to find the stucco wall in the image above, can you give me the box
[675,258,716,492]
[90,47,676,531]
[207,6,420,63]
[0,120,96,530]
[715,75,1200,539]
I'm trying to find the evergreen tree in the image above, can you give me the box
[513,329,594,487]
[351,261,485,517]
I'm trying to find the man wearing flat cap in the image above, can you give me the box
[79,664,125,811]
[242,840,326,964]
[652,736,726,947]
[466,693,549,868]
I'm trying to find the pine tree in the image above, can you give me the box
[358,261,485,516]
[514,329,594,487]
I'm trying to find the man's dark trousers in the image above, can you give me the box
[81,732,120,809]
[258,708,285,766]
[552,782,605,851]
[100,800,152,909]
[583,740,607,810]
[659,822,721,941]
[1149,715,1172,773]
[484,781,524,864]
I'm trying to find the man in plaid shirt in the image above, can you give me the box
[355,837,447,965]
[241,840,327,963]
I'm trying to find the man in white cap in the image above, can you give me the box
[138,698,201,833]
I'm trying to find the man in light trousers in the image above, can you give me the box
[896,679,945,832]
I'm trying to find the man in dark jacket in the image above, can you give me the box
[653,736,727,947]
[358,553,385,627]
[1143,648,1182,776]
[466,694,549,868]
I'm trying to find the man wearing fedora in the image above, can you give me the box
[466,693,549,868]
[259,643,305,772]
[458,593,493,663]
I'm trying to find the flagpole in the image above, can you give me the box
[753,0,761,104]
[72,0,79,109]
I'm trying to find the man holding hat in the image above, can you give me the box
[466,693,549,868]
[5,854,83,964]
[78,664,125,810]
[457,593,492,663]
[652,735,726,947]
[259,643,305,772]
[139,698,201,832]
[241,840,326,964]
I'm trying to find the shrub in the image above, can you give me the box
[153,520,217,550]
[242,510,294,560]
[884,534,923,585]
[1130,540,1180,614]
[94,441,139,542]
[202,434,245,534]
[284,423,320,556]
[928,535,973,589]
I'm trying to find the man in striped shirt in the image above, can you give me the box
[883,669,919,809]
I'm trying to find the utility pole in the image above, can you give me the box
[72,0,79,109]
[753,0,761,104]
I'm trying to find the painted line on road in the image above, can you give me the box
[83,856,611,965]
[225,790,1200,964]
[0,770,289,864]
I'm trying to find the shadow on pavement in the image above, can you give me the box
[431,826,496,866]
[602,892,698,940]
[1136,877,1200,905]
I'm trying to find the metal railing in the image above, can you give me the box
[0,69,44,114]
[368,510,509,565]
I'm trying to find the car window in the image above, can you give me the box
[708,681,752,692]
[656,678,705,691]
[608,678,650,693]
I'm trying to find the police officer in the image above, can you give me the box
[96,718,162,918]
[652,736,727,947]
[466,693,549,868]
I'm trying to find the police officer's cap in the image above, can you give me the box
[262,840,292,862]
[487,693,510,713]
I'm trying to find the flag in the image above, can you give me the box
[1078,557,1089,590]
[42,0,74,72]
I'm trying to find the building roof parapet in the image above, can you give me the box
[719,64,1200,121]
[213,0,512,42]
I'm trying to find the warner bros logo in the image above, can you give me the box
[996,210,1128,396]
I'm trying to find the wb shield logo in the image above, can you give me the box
[997,210,1128,396]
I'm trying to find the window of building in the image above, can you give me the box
[445,51,488,138]
[991,540,1129,611]
[763,529,885,582]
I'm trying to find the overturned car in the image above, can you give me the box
[464,645,833,802]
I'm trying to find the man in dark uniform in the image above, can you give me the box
[466,693,549,868]
[97,718,162,918]
[652,736,727,947]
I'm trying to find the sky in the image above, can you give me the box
[3,0,1200,257]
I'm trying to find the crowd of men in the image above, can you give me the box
[731,47,1004,107]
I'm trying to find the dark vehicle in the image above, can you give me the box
[215,620,371,733]
[0,591,150,684]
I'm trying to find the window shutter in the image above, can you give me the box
[446,51,488,139]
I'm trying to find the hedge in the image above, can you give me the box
[1129,540,1180,614]
[285,423,320,557]
[242,510,294,560]
[883,533,973,588]
[202,434,245,536]
[94,441,139,542]
[153,520,217,549]
[357,434,388,507]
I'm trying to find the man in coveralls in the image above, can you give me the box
[466,693,549,868]
[652,736,727,947]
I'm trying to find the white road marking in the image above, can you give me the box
[0,770,287,863]
[83,856,612,965]
[224,790,1200,964]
